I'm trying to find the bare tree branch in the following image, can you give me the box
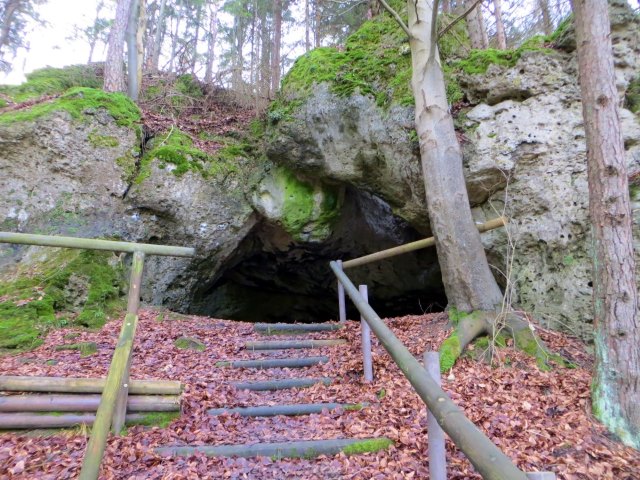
[429,0,440,59]
[437,0,483,39]
[379,0,411,37]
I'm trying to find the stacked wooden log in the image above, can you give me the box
[0,376,182,429]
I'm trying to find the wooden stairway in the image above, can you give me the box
[156,321,392,459]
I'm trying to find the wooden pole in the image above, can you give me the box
[0,394,180,412]
[424,351,446,480]
[0,231,194,257]
[342,217,506,269]
[112,251,145,434]
[0,413,144,429]
[232,377,332,391]
[330,261,527,479]
[0,376,181,395]
[245,339,347,350]
[526,473,556,479]
[216,356,329,369]
[337,260,347,322]
[79,311,139,480]
[359,285,373,383]
[208,402,368,417]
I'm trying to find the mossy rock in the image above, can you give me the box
[0,87,141,128]
[0,64,102,103]
[54,341,98,356]
[135,128,242,183]
[626,76,640,114]
[174,336,206,351]
[0,249,126,352]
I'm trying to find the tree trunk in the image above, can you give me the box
[492,0,506,49]
[539,0,553,36]
[271,0,282,95]
[0,0,21,54]
[127,0,140,100]
[572,0,640,450]
[305,0,311,51]
[149,0,167,71]
[407,0,503,313]
[190,3,203,74]
[314,0,322,47]
[136,0,145,85]
[464,0,488,49]
[169,8,182,73]
[204,2,218,84]
[105,0,134,92]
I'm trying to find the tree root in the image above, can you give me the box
[439,309,569,372]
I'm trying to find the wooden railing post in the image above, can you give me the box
[359,285,373,382]
[79,252,146,480]
[424,351,446,480]
[112,251,145,434]
[526,473,556,479]
[337,260,346,322]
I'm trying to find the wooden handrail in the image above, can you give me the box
[0,232,194,257]
[341,216,506,269]
[330,261,528,480]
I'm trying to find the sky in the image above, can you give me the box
[1,1,110,84]
[2,0,639,86]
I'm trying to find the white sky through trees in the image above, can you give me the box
[1,0,639,86]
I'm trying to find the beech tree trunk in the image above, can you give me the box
[407,0,503,313]
[492,0,506,49]
[105,0,134,92]
[204,2,219,84]
[190,3,203,74]
[572,0,640,449]
[271,0,282,95]
[149,0,167,71]
[464,0,488,49]
[539,0,553,36]
[305,0,311,51]
[126,0,140,100]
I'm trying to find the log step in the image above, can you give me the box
[254,323,343,334]
[208,402,369,417]
[232,377,332,391]
[0,412,145,429]
[216,356,329,369]
[0,394,180,412]
[245,339,347,350]
[0,376,182,395]
[155,437,393,459]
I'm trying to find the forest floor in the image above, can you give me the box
[1,309,639,479]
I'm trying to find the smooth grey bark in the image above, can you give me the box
[407,0,503,312]
[572,0,640,449]
[204,1,218,83]
[271,0,282,95]
[492,0,507,49]
[232,377,332,391]
[216,356,329,369]
[0,0,21,55]
[208,402,368,417]
[464,0,488,49]
[104,0,134,92]
[254,322,343,333]
[245,339,347,350]
[539,0,553,35]
[126,0,140,100]
[149,0,167,71]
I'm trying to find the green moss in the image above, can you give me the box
[439,332,462,372]
[174,336,206,351]
[275,168,341,241]
[376,388,386,400]
[0,65,102,103]
[54,341,98,356]
[342,437,393,455]
[548,15,573,44]
[175,74,203,98]
[116,154,138,183]
[343,403,367,411]
[626,76,640,114]
[128,411,180,428]
[0,249,125,352]
[88,131,119,148]
[447,307,469,325]
[0,87,141,128]
[215,360,231,367]
[135,128,239,183]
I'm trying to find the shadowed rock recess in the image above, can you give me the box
[1,2,638,335]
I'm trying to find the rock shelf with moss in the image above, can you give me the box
[135,128,241,183]
[0,87,141,128]
[0,250,125,352]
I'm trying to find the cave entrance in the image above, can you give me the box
[186,189,447,323]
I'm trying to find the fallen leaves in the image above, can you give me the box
[0,309,638,479]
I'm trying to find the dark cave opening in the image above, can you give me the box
[186,188,448,323]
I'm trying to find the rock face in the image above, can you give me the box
[265,3,640,338]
